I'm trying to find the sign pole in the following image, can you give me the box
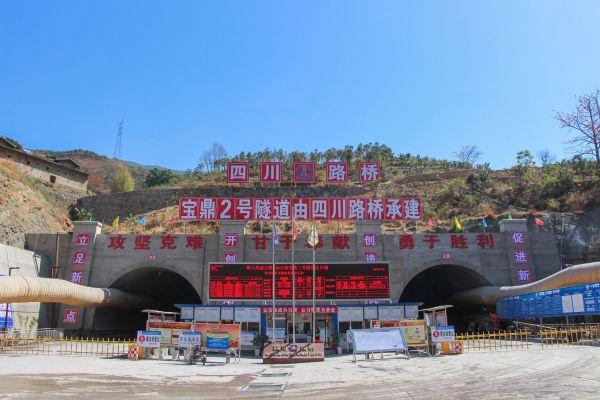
[292,215,296,343]
[312,242,316,343]
[272,224,276,342]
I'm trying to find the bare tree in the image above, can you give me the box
[555,89,600,175]
[200,143,227,172]
[454,145,482,167]
[537,150,556,167]
[210,143,228,171]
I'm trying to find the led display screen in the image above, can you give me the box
[209,262,390,300]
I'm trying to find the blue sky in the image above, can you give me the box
[1,1,598,170]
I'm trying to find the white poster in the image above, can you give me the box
[378,307,389,321]
[221,307,234,320]
[561,295,574,313]
[379,306,403,321]
[351,328,407,353]
[194,307,220,322]
[194,307,205,322]
[235,307,261,322]
[364,306,378,320]
[180,307,194,320]
[391,306,404,320]
[338,307,350,322]
[338,307,364,322]
[404,305,418,319]
[240,331,255,347]
[571,294,585,313]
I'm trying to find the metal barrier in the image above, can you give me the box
[457,326,600,352]
[539,326,600,348]
[0,337,134,357]
[2,328,64,340]
[456,331,530,352]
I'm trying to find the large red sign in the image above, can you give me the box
[179,197,422,221]
[293,162,316,183]
[226,162,249,183]
[209,262,390,300]
[260,162,282,183]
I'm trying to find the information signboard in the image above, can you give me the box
[350,328,408,354]
[263,342,325,364]
[431,326,456,343]
[240,331,255,347]
[497,282,600,319]
[178,332,202,348]
[146,321,192,346]
[136,330,161,348]
[209,262,390,300]
[370,320,427,346]
[194,323,241,350]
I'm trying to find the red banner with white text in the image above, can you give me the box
[179,197,422,222]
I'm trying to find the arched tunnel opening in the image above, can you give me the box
[399,264,494,332]
[93,267,201,336]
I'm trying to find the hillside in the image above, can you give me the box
[34,148,184,192]
[0,160,71,247]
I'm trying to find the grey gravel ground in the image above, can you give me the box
[0,347,599,399]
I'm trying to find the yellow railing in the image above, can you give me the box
[539,326,600,348]
[0,337,134,357]
[457,326,600,352]
[456,330,530,352]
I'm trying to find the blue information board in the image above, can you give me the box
[497,282,600,319]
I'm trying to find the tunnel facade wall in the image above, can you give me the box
[25,219,561,332]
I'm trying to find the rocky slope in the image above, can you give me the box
[0,160,70,247]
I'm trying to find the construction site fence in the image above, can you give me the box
[2,328,64,340]
[456,326,600,352]
[0,337,134,357]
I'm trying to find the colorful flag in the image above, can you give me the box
[534,218,545,227]
[307,223,319,247]
[136,217,146,224]
[427,218,434,229]
[272,224,280,248]
[453,217,462,232]
[508,214,513,220]
[482,217,488,229]
[292,221,300,241]
[112,216,119,227]
[60,215,68,229]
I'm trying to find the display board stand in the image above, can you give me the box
[350,328,410,363]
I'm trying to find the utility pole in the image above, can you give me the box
[113,119,124,160]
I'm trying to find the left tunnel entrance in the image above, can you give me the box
[93,267,201,336]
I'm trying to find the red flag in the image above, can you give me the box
[167,216,174,226]
[292,221,299,241]
[535,218,545,227]
[60,215,68,229]
[427,218,434,229]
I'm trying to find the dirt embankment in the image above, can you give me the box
[0,161,71,248]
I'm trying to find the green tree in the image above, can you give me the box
[109,167,135,192]
[145,168,178,187]
[514,150,535,190]
[70,207,94,221]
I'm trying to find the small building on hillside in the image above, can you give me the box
[0,137,88,194]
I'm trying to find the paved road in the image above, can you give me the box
[1,347,599,399]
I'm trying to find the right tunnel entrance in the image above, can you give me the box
[399,264,493,331]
